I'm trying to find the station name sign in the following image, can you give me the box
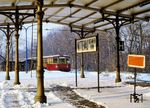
[128,54,145,68]
[76,36,97,53]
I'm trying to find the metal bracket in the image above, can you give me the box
[0,24,15,37]
[97,12,135,29]
[70,26,95,38]
[0,8,35,29]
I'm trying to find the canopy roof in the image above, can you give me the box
[0,0,149,30]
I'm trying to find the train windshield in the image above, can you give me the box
[59,58,65,63]
[66,58,70,63]
[59,57,70,64]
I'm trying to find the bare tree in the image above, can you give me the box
[120,22,150,72]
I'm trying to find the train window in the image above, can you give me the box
[53,58,58,63]
[59,58,66,64]
[47,58,50,64]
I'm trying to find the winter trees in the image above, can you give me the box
[42,22,150,72]
[0,21,149,72]
[120,22,150,72]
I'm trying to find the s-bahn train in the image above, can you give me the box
[0,55,71,72]
[43,55,71,72]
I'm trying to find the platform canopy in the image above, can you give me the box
[0,0,149,30]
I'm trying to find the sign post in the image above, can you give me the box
[128,54,145,103]
[75,35,100,92]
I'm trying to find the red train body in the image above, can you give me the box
[43,55,71,72]
[46,64,71,72]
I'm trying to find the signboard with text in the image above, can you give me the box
[76,36,97,53]
[128,54,145,68]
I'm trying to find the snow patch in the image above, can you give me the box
[0,81,11,90]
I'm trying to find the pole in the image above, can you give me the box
[14,9,20,85]
[80,27,85,78]
[134,68,137,95]
[35,0,47,103]
[5,23,10,80]
[80,53,85,78]
[11,35,13,71]
[22,24,35,74]
[97,34,100,92]
[75,39,77,87]
[115,15,121,83]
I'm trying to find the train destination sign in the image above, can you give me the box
[76,37,97,53]
[128,54,145,68]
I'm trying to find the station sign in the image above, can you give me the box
[119,41,124,51]
[128,54,145,68]
[76,36,97,53]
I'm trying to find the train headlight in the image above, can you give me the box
[56,65,58,68]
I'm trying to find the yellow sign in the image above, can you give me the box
[128,54,145,68]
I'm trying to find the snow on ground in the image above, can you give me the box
[0,70,149,108]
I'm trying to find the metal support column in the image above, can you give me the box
[98,12,133,83]
[75,39,77,87]
[96,34,100,92]
[14,9,20,85]
[35,0,47,103]
[5,24,10,80]
[0,6,34,78]
[115,15,121,83]
[71,27,95,79]
[80,53,85,78]
[80,27,85,78]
